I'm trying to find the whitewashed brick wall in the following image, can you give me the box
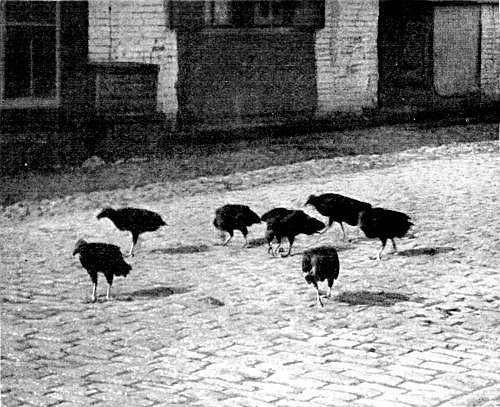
[88,0,178,116]
[480,4,500,104]
[315,0,379,116]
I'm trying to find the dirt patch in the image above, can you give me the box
[1,123,496,206]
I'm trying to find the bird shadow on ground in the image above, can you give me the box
[283,246,354,257]
[118,285,191,301]
[198,296,225,307]
[335,290,421,307]
[150,244,211,255]
[246,237,268,247]
[396,246,455,257]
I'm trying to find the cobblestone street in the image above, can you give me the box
[1,138,499,406]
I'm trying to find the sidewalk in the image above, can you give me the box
[1,138,499,406]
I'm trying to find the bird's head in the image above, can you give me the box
[304,273,315,284]
[305,195,316,207]
[307,218,325,234]
[73,239,87,256]
[97,207,114,220]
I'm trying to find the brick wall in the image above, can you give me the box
[480,4,500,104]
[88,0,178,118]
[315,0,379,116]
[87,1,495,124]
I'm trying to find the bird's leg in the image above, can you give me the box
[127,232,139,257]
[391,239,398,254]
[326,285,332,298]
[91,282,97,303]
[281,237,294,257]
[339,222,347,241]
[319,225,330,235]
[241,227,249,248]
[324,279,334,298]
[105,274,113,301]
[312,281,323,308]
[273,236,282,256]
[319,217,334,235]
[222,233,233,246]
[377,239,387,261]
[125,236,135,257]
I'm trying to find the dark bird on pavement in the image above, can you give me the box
[73,239,131,302]
[358,207,414,260]
[213,204,261,247]
[305,193,372,240]
[261,207,294,225]
[302,246,340,307]
[261,207,294,253]
[266,210,325,257]
[97,207,166,257]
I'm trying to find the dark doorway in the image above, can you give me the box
[378,1,434,109]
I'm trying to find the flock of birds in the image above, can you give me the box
[73,193,413,307]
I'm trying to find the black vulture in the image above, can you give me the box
[97,207,166,256]
[302,246,340,307]
[305,193,372,240]
[213,204,261,247]
[358,207,414,260]
[73,239,131,302]
[261,207,294,254]
[267,210,325,257]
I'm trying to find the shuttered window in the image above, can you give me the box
[170,0,324,30]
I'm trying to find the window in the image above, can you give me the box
[1,1,60,106]
[206,1,299,27]
[171,0,324,30]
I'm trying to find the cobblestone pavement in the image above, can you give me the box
[1,139,499,406]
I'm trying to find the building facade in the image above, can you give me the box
[0,0,499,171]
[86,0,380,126]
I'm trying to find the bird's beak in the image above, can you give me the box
[72,249,78,256]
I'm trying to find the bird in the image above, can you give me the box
[261,207,294,224]
[213,204,261,247]
[261,207,294,254]
[302,246,340,307]
[305,193,372,241]
[358,207,414,260]
[97,207,166,257]
[72,239,131,302]
[266,210,325,257]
